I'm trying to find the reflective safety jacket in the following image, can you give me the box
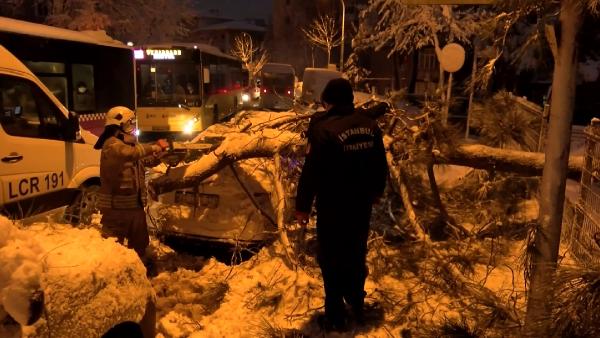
[97,135,157,209]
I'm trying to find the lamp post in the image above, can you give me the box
[339,0,345,72]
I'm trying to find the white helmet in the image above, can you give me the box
[105,106,136,133]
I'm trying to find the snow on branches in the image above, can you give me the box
[355,1,487,58]
[230,33,268,84]
[38,0,196,43]
[302,14,341,66]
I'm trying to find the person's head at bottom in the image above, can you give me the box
[320,78,354,110]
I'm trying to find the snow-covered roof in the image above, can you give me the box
[197,20,267,33]
[0,16,128,49]
[138,42,236,61]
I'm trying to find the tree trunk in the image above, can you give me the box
[524,1,582,336]
[273,153,297,269]
[149,138,583,198]
[148,130,302,197]
[408,52,419,94]
[439,144,583,179]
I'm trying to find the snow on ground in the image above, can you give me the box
[147,232,529,338]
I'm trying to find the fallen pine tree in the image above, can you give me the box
[441,143,583,180]
[149,127,583,196]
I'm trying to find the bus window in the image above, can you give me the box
[38,76,68,108]
[24,61,65,74]
[72,64,95,112]
[138,62,200,107]
[24,61,68,108]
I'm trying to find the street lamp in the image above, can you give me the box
[339,0,345,72]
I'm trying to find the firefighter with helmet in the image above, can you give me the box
[94,106,168,262]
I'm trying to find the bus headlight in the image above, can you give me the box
[241,93,250,102]
[183,119,195,135]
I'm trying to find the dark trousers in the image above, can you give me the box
[100,207,149,258]
[316,199,372,322]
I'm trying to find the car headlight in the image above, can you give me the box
[242,93,250,102]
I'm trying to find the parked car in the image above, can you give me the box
[146,112,290,249]
[0,44,101,225]
[0,216,155,338]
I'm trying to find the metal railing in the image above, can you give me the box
[565,119,600,264]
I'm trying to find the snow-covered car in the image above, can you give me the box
[0,216,155,338]
[148,158,277,247]
[147,112,294,247]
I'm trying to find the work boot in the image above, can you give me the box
[141,256,158,278]
[317,313,349,332]
[351,305,366,326]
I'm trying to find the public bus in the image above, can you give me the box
[0,16,135,136]
[257,63,295,110]
[134,43,247,141]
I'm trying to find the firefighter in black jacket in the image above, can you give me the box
[295,78,388,330]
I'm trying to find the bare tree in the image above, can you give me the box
[302,14,341,66]
[230,33,268,84]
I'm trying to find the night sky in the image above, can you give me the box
[194,0,273,22]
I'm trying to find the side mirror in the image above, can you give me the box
[64,111,80,141]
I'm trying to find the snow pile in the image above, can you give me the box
[0,217,44,327]
[20,223,154,338]
[149,220,531,337]
[153,242,327,338]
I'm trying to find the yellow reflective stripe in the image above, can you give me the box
[135,144,146,157]
[97,193,140,209]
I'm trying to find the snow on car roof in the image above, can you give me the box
[0,16,128,49]
[138,42,236,61]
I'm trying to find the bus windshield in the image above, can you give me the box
[137,62,200,107]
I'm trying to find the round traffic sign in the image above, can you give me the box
[439,43,465,73]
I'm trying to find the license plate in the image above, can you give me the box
[152,125,170,131]
[175,191,219,209]
[2,171,65,202]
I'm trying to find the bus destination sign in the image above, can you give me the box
[143,49,182,60]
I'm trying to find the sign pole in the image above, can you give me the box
[465,45,477,139]
[443,72,453,126]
